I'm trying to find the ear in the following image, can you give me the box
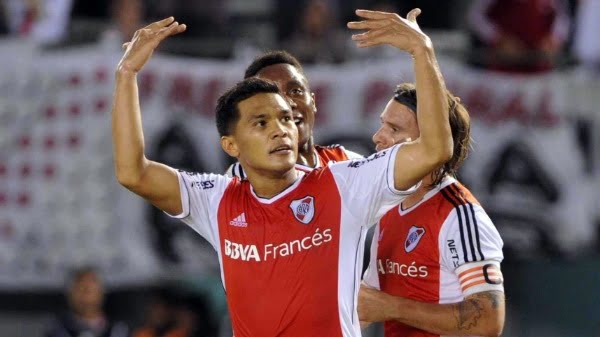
[220,136,240,158]
[310,92,317,113]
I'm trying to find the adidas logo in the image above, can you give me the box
[229,213,248,227]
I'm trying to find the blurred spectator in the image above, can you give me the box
[573,0,600,71]
[283,0,349,64]
[68,0,142,45]
[43,266,129,337]
[2,0,73,45]
[133,287,215,337]
[143,0,232,57]
[133,290,187,337]
[467,0,571,73]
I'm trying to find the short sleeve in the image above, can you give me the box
[166,170,232,249]
[329,144,419,226]
[362,224,381,290]
[440,203,505,296]
[340,147,364,160]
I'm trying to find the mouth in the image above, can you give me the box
[270,144,293,154]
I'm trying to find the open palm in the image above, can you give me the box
[118,17,187,73]
[347,9,430,56]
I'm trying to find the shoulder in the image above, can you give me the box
[439,180,481,209]
[315,144,363,163]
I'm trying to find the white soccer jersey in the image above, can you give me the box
[169,145,416,337]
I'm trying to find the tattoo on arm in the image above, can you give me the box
[453,291,504,331]
[477,290,504,310]
[453,298,483,331]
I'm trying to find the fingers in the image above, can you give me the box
[145,16,175,30]
[347,19,391,30]
[351,28,390,42]
[157,21,187,40]
[406,8,421,22]
[122,42,129,50]
[355,9,394,20]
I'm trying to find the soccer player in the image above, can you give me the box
[359,84,506,337]
[112,9,452,336]
[226,50,363,179]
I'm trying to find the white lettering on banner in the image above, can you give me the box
[378,259,428,278]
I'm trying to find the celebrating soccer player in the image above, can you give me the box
[112,9,452,336]
[226,50,363,179]
[358,72,506,337]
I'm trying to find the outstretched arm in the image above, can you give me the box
[359,285,505,337]
[348,9,453,191]
[112,17,187,215]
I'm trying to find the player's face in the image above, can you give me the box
[225,93,298,175]
[255,64,316,150]
[68,272,104,315]
[372,99,420,151]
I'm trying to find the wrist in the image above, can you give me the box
[383,293,404,321]
[411,42,434,59]
[116,62,138,77]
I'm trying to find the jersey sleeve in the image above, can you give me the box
[439,203,505,296]
[340,146,364,160]
[329,144,419,227]
[166,170,232,249]
[362,224,381,290]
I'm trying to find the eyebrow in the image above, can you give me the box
[286,79,306,88]
[382,118,402,130]
[248,113,267,121]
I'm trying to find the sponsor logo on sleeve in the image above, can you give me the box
[191,180,215,190]
[290,196,315,225]
[347,151,387,168]
[405,226,425,253]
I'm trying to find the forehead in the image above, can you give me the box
[381,99,417,125]
[237,92,290,116]
[256,64,308,87]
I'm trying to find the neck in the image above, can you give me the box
[246,168,299,199]
[296,137,316,167]
[402,173,438,209]
[75,309,104,322]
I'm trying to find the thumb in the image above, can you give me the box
[407,8,421,22]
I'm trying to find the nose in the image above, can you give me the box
[372,128,386,150]
[270,119,289,140]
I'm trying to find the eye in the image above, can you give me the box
[290,88,304,96]
[391,127,399,133]
[282,116,292,123]
[256,120,266,127]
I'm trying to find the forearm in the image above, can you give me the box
[383,292,504,337]
[111,69,148,186]
[412,45,453,161]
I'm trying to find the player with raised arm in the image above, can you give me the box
[359,84,505,337]
[112,10,452,337]
[226,50,363,179]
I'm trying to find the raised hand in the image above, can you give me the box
[118,17,186,74]
[347,9,430,56]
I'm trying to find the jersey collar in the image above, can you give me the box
[249,170,307,204]
[398,176,456,216]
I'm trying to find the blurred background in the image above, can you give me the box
[0,0,599,336]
